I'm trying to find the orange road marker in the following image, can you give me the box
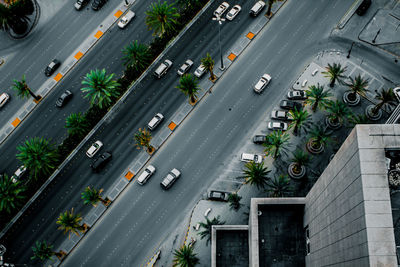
[246,32,255,40]
[94,30,103,39]
[11,118,20,127]
[74,51,83,60]
[125,171,134,181]
[114,10,123,18]
[168,122,177,131]
[228,53,237,61]
[54,73,63,82]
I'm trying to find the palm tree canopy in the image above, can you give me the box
[326,100,352,124]
[288,107,311,135]
[263,130,290,159]
[346,74,369,98]
[56,208,83,237]
[227,193,242,211]
[292,149,311,167]
[16,137,59,181]
[0,174,26,214]
[241,162,271,190]
[31,240,54,261]
[200,53,215,79]
[145,0,180,36]
[322,63,347,87]
[266,174,292,197]
[134,128,152,149]
[347,114,371,126]
[65,112,89,137]
[374,87,397,113]
[308,125,331,147]
[173,245,200,267]
[12,74,34,99]
[81,186,103,206]
[305,84,332,111]
[198,216,225,245]
[176,74,200,101]
[81,69,120,108]
[122,41,152,72]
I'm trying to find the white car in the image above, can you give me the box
[194,64,206,78]
[214,2,229,17]
[118,10,135,29]
[86,140,103,158]
[177,59,194,76]
[271,110,293,120]
[249,1,266,16]
[11,165,27,183]
[254,74,271,93]
[137,165,156,185]
[394,87,400,102]
[268,122,288,131]
[160,168,181,189]
[148,113,164,130]
[226,5,241,20]
[0,93,10,108]
[240,153,263,164]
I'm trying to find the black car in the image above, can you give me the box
[92,0,107,10]
[56,90,73,108]
[75,0,90,10]
[280,100,302,110]
[91,152,112,172]
[207,190,229,201]
[356,0,371,16]
[45,59,61,76]
[253,135,268,144]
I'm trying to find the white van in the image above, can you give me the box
[154,59,172,78]
[137,165,156,185]
[148,113,164,130]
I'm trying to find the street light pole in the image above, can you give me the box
[347,41,355,58]
[124,0,129,6]
[212,15,225,71]
[372,28,381,44]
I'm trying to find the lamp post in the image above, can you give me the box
[212,15,225,71]
[347,41,355,58]
[372,28,381,44]
[124,0,129,6]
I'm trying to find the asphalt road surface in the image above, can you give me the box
[1,0,266,264]
[60,0,358,266]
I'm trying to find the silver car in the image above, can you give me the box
[254,74,271,93]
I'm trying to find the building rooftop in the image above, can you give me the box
[215,229,249,267]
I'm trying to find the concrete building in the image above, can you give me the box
[212,124,400,266]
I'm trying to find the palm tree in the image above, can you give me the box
[134,128,153,153]
[346,74,369,100]
[65,112,89,137]
[322,63,347,88]
[288,107,312,136]
[81,69,120,108]
[265,174,292,197]
[266,0,277,16]
[81,186,109,207]
[227,193,242,211]
[305,84,332,112]
[31,240,64,261]
[0,2,30,34]
[0,174,26,214]
[198,216,225,246]
[240,162,271,190]
[145,0,180,36]
[372,87,397,115]
[200,53,215,80]
[263,130,290,159]
[122,41,152,72]
[347,113,371,126]
[307,125,331,154]
[288,149,311,179]
[176,74,200,104]
[56,208,86,238]
[173,244,200,267]
[12,74,40,101]
[0,4,14,32]
[325,100,352,127]
[16,137,59,181]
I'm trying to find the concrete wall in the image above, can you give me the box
[304,125,398,266]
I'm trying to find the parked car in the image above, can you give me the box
[92,0,107,10]
[55,90,73,108]
[226,5,241,20]
[254,74,271,93]
[137,165,156,185]
[45,59,61,76]
[160,168,181,189]
[208,190,229,201]
[118,10,135,29]
[148,113,164,130]
[280,100,302,110]
[0,93,10,108]
[240,153,263,164]
[214,2,229,17]
[177,59,194,76]
[268,122,288,131]
[154,59,172,78]
[11,165,27,183]
[356,0,371,16]
[249,1,266,16]
[253,135,268,144]
[74,0,89,10]
[271,110,293,120]
[287,90,307,100]
[393,87,400,102]
[86,140,103,158]
[91,152,112,172]
[194,64,206,78]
